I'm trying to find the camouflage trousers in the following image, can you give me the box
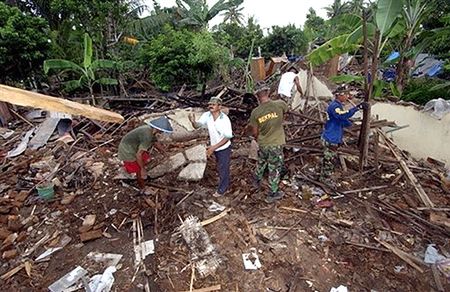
[320,139,338,181]
[255,145,284,193]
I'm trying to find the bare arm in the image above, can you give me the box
[294,76,303,95]
[246,125,258,140]
[209,138,229,152]
[136,149,145,170]
[188,113,202,129]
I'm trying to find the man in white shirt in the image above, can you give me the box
[277,67,303,105]
[189,97,233,197]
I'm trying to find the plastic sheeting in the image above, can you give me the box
[412,54,444,77]
[423,98,450,120]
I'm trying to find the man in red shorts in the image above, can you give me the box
[118,116,173,189]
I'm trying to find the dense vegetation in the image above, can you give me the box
[0,0,448,103]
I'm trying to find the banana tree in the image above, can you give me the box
[44,33,118,103]
[307,0,403,169]
[396,0,432,91]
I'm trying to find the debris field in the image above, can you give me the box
[1,85,450,292]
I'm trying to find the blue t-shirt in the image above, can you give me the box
[321,100,359,145]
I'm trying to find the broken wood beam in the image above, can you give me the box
[345,241,390,252]
[179,284,221,292]
[375,238,424,273]
[342,185,388,194]
[0,263,25,280]
[80,229,103,242]
[201,209,230,226]
[379,130,434,207]
[0,85,124,124]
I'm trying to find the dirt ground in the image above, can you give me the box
[1,104,450,292]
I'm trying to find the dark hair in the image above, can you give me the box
[289,67,299,74]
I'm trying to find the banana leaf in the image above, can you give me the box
[64,80,82,92]
[96,78,119,86]
[376,0,402,36]
[389,82,401,97]
[92,60,117,70]
[43,59,84,74]
[330,75,364,84]
[83,33,93,69]
[430,82,450,91]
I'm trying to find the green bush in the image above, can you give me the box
[140,25,229,91]
[402,78,450,105]
[0,2,51,83]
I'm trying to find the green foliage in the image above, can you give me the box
[308,0,404,67]
[212,17,264,59]
[44,33,118,95]
[330,74,364,85]
[0,2,51,83]
[140,26,229,91]
[303,8,328,42]
[175,0,243,29]
[129,5,177,40]
[402,78,450,104]
[263,25,308,56]
[422,3,450,58]
[307,34,361,66]
[376,0,402,36]
[221,4,244,25]
[389,82,401,97]
[324,0,350,19]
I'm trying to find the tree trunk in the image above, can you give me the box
[396,35,413,92]
[359,10,381,170]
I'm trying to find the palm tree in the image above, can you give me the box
[222,5,245,25]
[175,0,244,29]
[348,0,365,14]
[324,0,350,19]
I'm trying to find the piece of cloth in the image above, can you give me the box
[249,100,288,146]
[320,139,338,181]
[321,99,358,145]
[198,111,232,151]
[118,126,156,161]
[255,145,284,193]
[123,151,151,174]
[277,72,297,97]
[214,146,231,194]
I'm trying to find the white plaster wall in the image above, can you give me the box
[372,103,450,167]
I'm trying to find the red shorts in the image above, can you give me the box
[123,152,150,174]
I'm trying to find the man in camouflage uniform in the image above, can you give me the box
[247,83,288,203]
[320,92,364,182]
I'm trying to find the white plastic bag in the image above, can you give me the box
[423,98,450,119]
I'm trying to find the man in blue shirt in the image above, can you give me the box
[320,92,365,183]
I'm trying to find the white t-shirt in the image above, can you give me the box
[198,111,232,151]
[277,72,298,97]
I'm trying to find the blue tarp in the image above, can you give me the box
[383,52,444,80]
[386,51,400,62]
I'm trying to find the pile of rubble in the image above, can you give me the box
[0,82,449,291]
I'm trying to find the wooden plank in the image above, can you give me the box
[431,264,445,292]
[429,212,450,229]
[379,130,434,207]
[200,209,230,227]
[80,229,103,242]
[0,263,24,280]
[250,57,265,81]
[0,102,12,125]
[180,285,221,292]
[0,85,124,124]
[375,238,424,273]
